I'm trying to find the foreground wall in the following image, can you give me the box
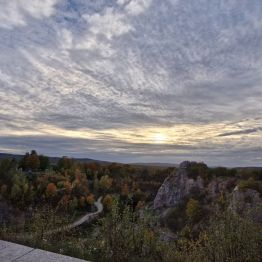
[0,240,88,262]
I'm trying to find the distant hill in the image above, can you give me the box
[1,153,260,169]
[0,153,110,165]
[234,166,262,171]
[131,162,179,168]
[0,152,180,168]
[0,153,179,168]
[0,153,24,161]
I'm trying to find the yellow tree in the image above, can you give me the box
[64,180,72,194]
[186,198,202,223]
[99,175,113,192]
[102,194,113,211]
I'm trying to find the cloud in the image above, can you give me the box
[125,0,152,15]
[0,0,59,29]
[0,0,262,166]
[218,127,262,137]
[83,7,133,40]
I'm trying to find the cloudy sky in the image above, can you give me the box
[0,0,261,166]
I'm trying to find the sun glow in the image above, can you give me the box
[152,133,168,144]
[2,119,261,150]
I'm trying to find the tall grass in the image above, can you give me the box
[1,204,261,262]
[178,211,262,262]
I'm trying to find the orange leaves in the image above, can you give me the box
[79,196,86,207]
[89,162,98,172]
[45,183,57,198]
[59,194,70,208]
[73,169,89,194]
[121,183,129,196]
[86,193,95,205]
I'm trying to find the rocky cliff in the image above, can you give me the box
[154,161,204,209]
[154,161,262,221]
[229,186,262,222]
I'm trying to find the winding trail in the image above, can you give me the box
[44,197,103,236]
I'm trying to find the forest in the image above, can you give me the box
[0,151,261,261]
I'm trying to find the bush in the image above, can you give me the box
[186,199,203,224]
[187,162,208,180]
[164,206,186,232]
[238,179,262,195]
[0,205,72,250]
[94,201,161,262]
[179,212,262,262]
[102,194,113,211]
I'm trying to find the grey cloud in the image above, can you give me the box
[0,134,261,167]
[218,127,262,137]
[0,0,262,165]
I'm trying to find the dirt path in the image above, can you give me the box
[44,196,103,235]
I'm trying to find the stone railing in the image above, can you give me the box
[0,240,89,262]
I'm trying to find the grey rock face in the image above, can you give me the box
[206,178,235,199]
[153,161,204,209]
[229,187,262,222]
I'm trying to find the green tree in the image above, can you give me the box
[0,184,8,198]
[39,155,50,170]
[57,156,74,171]
[69,197,78,212]
[0,158,17,185]
[11,183,22,201]
[10,173,31,207]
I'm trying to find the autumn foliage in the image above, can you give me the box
[46,183,57,198]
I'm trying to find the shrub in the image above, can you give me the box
[179,212,262,262]
[164,206,186,232]
[186,199,203,223]
[102,194,113,211]
[94,201,161,262]
[187,162,209,181]
[238,179,262,195]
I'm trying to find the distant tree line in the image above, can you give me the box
[19,150,50,171]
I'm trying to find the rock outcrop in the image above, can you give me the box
[154,161,204,209]
[207,177,237,199]
[154,160,262,224]
[229,186,262,222]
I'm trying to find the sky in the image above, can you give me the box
[0,0,261,167]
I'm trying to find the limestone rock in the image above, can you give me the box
[207,177,236,199]
[229,186,262,222]
[153,161,204,209]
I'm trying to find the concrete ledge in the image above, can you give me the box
[0,240,88,262]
